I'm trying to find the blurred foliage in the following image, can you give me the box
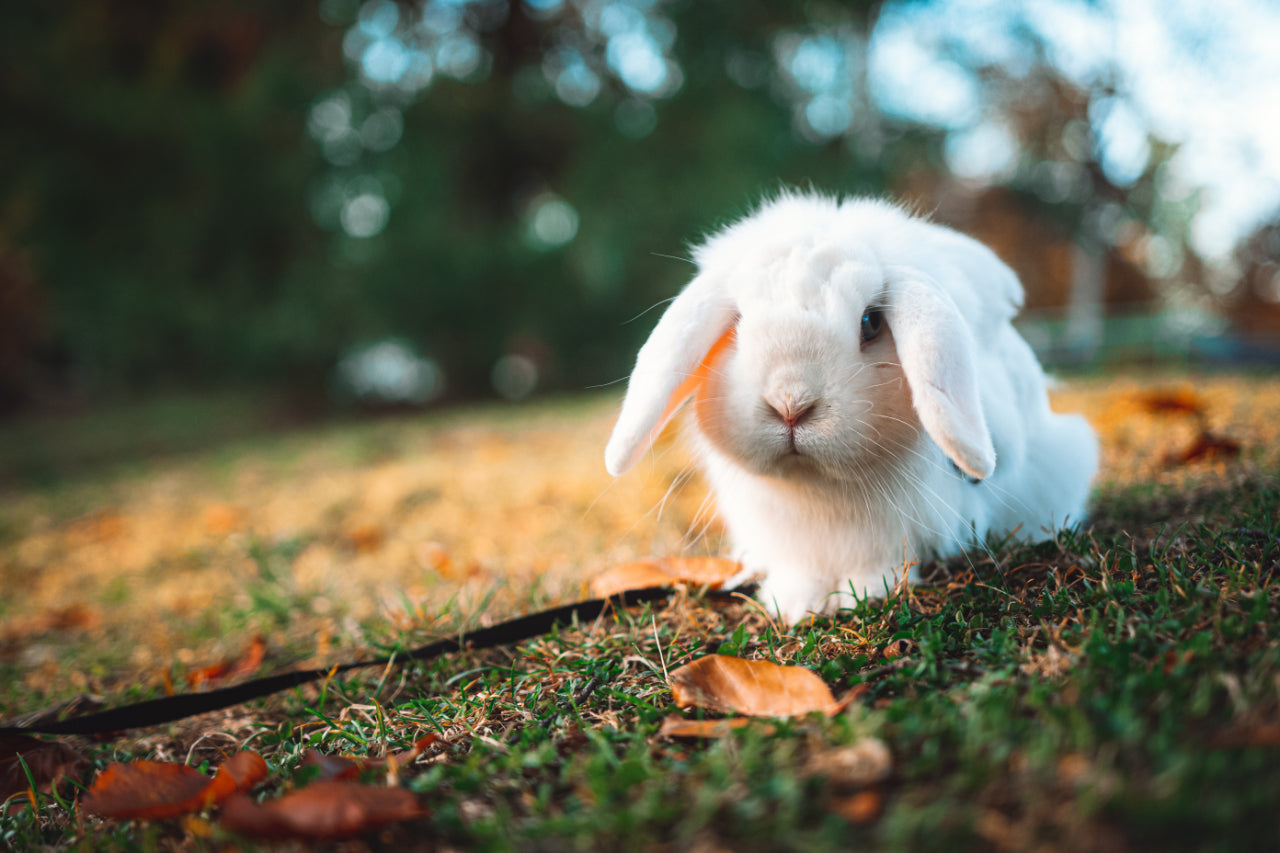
[0,0,1233,413]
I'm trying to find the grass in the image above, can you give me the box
[2,375,1279,850]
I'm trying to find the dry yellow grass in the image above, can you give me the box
[2,372,1278,696]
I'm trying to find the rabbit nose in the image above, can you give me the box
[764,395,817,429]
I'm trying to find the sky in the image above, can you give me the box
[870,0,1280,260]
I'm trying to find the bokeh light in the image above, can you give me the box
[524,194,580,250]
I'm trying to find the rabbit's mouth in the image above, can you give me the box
[768,446,819,477]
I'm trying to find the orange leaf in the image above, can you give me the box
[345,524,384,553]
[80,751,267,820]
[832,790,883,824]
[668,654,850,718]
[186,636,266,688]
[591,556,742,598]
[658,715,774,739]
[201,504,245,535]
[81,761,214,820]
[1167,430,1242,466]
[0,604,100,644]
[1,735,89,804]
[219,781,425,841]
[203,752,270,803]
[1136,388,1206,417]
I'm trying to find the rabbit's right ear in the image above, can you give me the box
[605,275,737,476]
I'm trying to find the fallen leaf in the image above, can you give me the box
[1167,430,1242,466]
[831,790,882,824]
[1,604,100,644]
[219,781,425,841]
[590,556,742,598]
[68,510,127,545]
[299,750,361,782]
[81,761,214,820]
[345,524,384,554]
[882,639,913,660]
[0,735,89,804]
[1210,723,1280,749]
[668,654,850,718]
[1136,388,1206,417]
[657,715,774,739]
[1056,752,1090,785]
[80,751,267,820]
[300,735,438,781]
[202,504,245,535]
[203,752,270,803]
[804,738,892,786]
[185,635,266,688]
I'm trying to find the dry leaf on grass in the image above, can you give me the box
[0,604,100,644]
[590,556,742,598]
[219,780,425,841]
[203,751,270,801]
[1136,388,1207,417]
[185,636,266,689]
[1209,722,1280,749]
[0,735,89,805]
[1167,430,1242,466]
[668,654,853,718]
[803,737,892,787]
[657,715,775,739]
[299,735,438,781]
[831,790,883,824]
[345,523,385,553]
[80,751,267,820]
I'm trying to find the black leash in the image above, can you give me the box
[1,585,750,738]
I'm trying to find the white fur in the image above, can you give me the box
[605,193,1099,623]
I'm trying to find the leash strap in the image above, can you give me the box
[1,585,749,738]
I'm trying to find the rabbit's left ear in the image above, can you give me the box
[605,274,737,476]
[888,276,996,480]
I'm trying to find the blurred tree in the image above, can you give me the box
[1226,215,1280,350]
[0,1,337,407]
[1,0,1236,413]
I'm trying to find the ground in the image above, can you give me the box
[1,370,1279,850]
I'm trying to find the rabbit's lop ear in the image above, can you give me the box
[605,275,737,476]
[888,275,996,480]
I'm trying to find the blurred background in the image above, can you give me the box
[3,0,1279,458]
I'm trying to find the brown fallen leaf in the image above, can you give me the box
[668,654,852,718]
[658,715,775,739]
[201,504,245,536]
[804,737,892,787]
[590,556,742,598]
[1056,752,1091,785]
[882,639,914,660]
[185,635,266,689]
[0,735,89,805]
[80,751,267,820]
[219,780,425,841]
[1,604,100,644]
[203,751,270,803]
[1166,430,1242,466]
[345,523,384,554]
[1210,722,1280,749]
[299,735,438,781]
[1136,388,1206,417]
[81,761,214,820]
[832,789,882,824]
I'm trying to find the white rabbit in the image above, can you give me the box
[605,192,1098,623]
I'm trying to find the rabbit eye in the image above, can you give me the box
[860,308,885,344]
